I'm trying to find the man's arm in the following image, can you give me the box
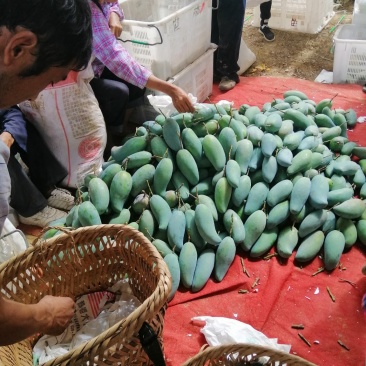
[0,295,75,346]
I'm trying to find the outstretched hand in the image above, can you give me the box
[170,87,195,113]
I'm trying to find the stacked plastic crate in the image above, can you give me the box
[352,0,366,25]
[251,0,334,34]
[119,0,214,104]
[332,0,366,84]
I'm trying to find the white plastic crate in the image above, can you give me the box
[252,0,334,34]
[333,24,366,85]
[352,0,366,25]
[150,47,215,103]
[119,0,212,81]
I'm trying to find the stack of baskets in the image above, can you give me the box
[0,224,171,366]
[182,343,318,366]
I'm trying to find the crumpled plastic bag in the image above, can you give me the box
[192,316,291,363]
[147,93,197,117]
[38,344,69,364]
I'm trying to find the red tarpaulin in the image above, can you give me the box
[163,77,366,366]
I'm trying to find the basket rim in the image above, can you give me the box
[0,224,172,365]
[181,343,318,366]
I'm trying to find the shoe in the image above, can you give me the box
[19,206,67,228]
[219,76,237,91]
[363,84,366,93]
[259,25,275,42]
[47,187,75,211]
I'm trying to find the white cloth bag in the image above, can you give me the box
[19,63,107,188]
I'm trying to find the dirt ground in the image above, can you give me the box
[242,0,355,81]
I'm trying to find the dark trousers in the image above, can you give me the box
[260,0,272,23]
[8,123,67,217]
[211,0,246,82]
[90,67,145,129]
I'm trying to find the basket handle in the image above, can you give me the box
[138,322,166,366]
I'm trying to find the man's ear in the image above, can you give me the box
[3,29,37,66]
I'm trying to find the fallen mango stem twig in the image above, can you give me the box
[311,267,325,277]
[338,278,357,288]
[263,252,278,260]
[240,258,250,278]
[298,333,311,347]
[251,277,260,289]
[238,289,249,294]
[291,324,305,330]
[337,340,350,351]
[327,286,336,302]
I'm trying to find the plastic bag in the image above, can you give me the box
[70,312,110,349]
[192,316,291,362]
[147,93,197,117]
[38,344,69,364]
[70,296,141,350]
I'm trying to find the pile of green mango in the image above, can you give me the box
[48,89,366,300]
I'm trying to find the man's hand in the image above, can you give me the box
[0,132,14,148]
[170,87,195,113]
[108,12,123,38]
[145,75,195,113]
[36,296,75,336]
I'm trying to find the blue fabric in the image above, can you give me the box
[0,107,27,152]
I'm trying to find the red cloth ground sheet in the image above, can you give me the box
[163,77,366,366]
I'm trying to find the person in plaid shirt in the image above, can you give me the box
[89,0,195,135]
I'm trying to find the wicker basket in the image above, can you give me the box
[182,343,318,366]
[0,224,171,366]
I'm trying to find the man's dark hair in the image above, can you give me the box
[0,0,93,76]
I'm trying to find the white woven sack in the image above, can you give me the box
[19,63,107,188]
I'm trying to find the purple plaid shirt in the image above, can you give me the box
[90,1,152,88]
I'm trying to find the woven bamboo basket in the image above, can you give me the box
[0,224,171,366]
[182,343,318,366]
